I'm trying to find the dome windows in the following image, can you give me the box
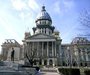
[46,20,51,25]
[37,21,40,24]
[41,20,46,25]
[36,20,51,25]
[35,6,52,26]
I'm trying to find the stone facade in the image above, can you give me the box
[1,6,90,67]
[1,39,23,62]
[61,37,90,67]
[22,6,62,66]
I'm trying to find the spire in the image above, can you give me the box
[42,5,46,11]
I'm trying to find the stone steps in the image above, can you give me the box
[41,67,58,73]
[41,69,57,72]
[41,72,60,75]
[0,61,60,75]
[40,67,60,75]
[80,68,85,75]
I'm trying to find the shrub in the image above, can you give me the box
[58,68,80,75]
[84,69,90,75]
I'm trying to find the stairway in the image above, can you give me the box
[41,67,60,75]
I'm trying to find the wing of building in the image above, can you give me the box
[1,39,23,61]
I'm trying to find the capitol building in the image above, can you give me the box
[1,6,90,67]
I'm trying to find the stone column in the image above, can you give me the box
[53,58,56,67]
[37,42,39,57]
[33,42,34,49]
[47,59,49,66]
[85,50,88,66]
[81,51,84,61]
[42,59,44,65]
[47,42,49,57]
[42,42,44,56]
[27,42,29,55]
[41,28,42,33]
[52,41,54,57]
[33,42,34,55]
[55,42,56,56]
[85,50,88,61]
[36,42,37,56]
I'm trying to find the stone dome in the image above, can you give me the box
[35,6,52,25]
[71,37,89,44]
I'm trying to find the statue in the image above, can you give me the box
[11,48,15,62]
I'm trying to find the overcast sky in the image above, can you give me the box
[0,0,90,52]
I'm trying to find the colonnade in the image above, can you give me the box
[25,41,57,66]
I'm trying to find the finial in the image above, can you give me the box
[42,5,46,11]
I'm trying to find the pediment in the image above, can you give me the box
[27,33,55,39]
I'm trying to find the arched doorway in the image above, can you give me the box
[44,60,47,65]
[49,59,53,66]
[39,59,42,65]
[73,62,77,66]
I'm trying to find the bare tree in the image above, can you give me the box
[25,49,36,67]
[25,43,37,67]
[79,9,90,37]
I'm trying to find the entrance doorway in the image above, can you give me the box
[44,60,47,65]
[49,59,53,66]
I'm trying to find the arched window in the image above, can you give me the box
[39,59,42,65]
[42,20,46,24]
[49,30,51,35]
[42,29,43,33]
[45,28,46,33]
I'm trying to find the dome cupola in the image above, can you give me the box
[35,6,52,25]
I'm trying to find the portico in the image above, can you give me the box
[24,34,58,66]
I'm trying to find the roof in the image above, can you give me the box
[71,37,90,44]
[35,6,52,22]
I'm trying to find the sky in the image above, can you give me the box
[0,0,90,52]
